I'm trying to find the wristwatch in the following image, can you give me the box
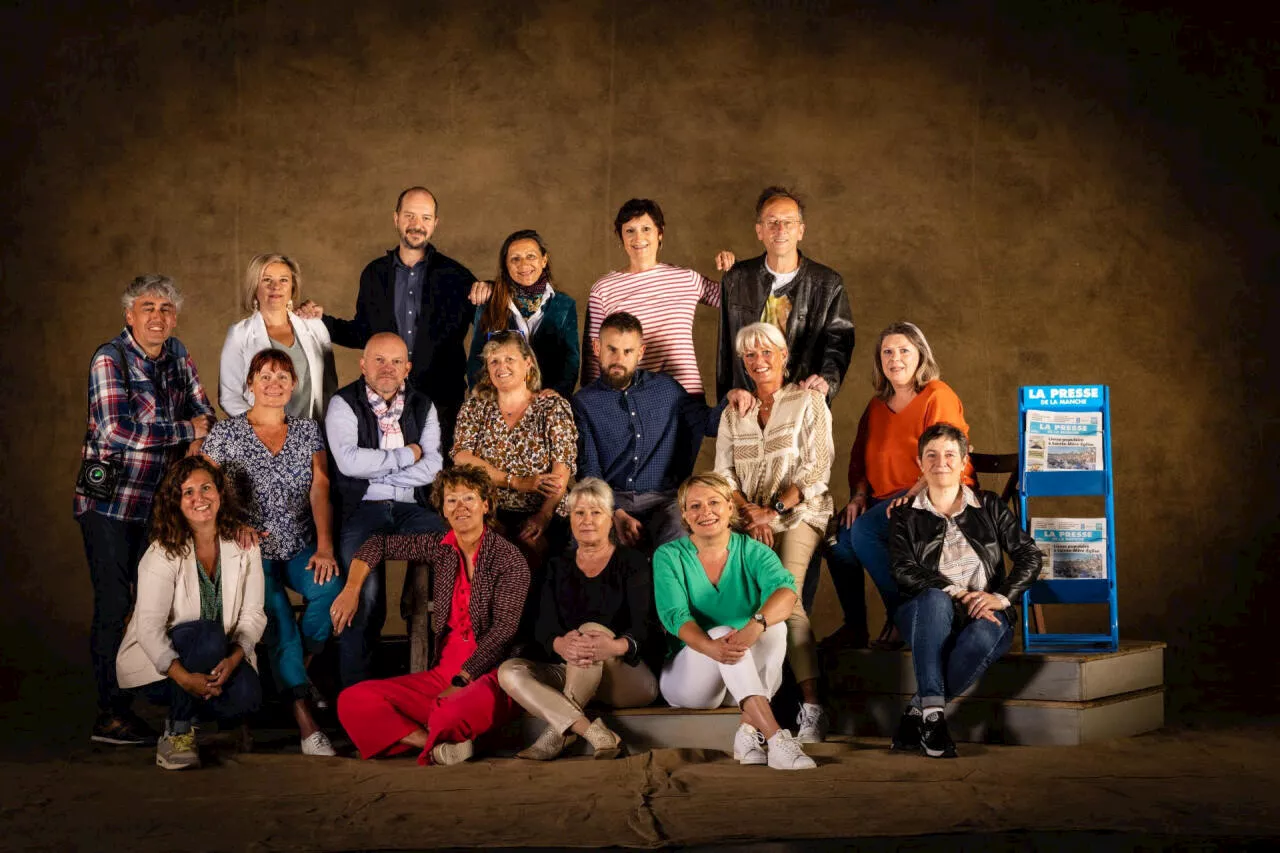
[773,499,788,515]
[751,612,767,628]
[450,674,469,689]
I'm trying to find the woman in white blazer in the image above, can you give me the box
[219,253,338,420]
[116,456,266,770]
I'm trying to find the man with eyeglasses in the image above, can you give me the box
[297,186,478,452]
[716,186,855,405]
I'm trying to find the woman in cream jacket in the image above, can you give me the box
[219,253,338,420]
[116,456,266,770]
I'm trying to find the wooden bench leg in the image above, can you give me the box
[405,560,432,673]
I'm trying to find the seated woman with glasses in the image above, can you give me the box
[466,229,579,398]
[452,331,577,566]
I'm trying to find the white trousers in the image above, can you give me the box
[659,622,788,709]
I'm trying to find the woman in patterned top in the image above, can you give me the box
[202,348,339,757]
[116,456,265,771]
[334,465,530,766]
[452,331,577,567]
[714,322,834,744]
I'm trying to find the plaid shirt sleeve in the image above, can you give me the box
[89,349,195,451]
[177,348,215,420]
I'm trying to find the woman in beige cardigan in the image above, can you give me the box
[116,456,266,771]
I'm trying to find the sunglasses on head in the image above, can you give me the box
[486,329,528,342]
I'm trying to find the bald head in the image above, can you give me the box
[361,333,412,399]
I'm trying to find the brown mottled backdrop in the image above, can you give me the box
[1,0,1275,712]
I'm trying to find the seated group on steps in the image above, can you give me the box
[77,190,1041,772]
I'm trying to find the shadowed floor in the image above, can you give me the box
[2,674,1277,850]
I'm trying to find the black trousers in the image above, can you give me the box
[141,620,262,725]
[79,511,149,714]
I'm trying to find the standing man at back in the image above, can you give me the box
[298,187,477,452]
[716,186,855,405]
[75,274,216,745]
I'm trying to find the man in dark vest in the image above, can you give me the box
[325,332,445,687]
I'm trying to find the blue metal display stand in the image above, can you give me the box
[1018,384,1119,652]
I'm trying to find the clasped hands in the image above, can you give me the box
[704,620,765,664]
[555,629,624,668]
[173,652,242,700]
[959,590,1006,624]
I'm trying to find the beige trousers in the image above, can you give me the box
[774,523,823,684]
[497,622,659,734]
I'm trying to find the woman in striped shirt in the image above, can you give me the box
[581,198,734,397]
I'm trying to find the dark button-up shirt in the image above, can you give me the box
[393,254,427,355]
[572,369,724,494]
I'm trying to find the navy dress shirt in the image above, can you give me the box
[572,369,724,494]
[393,255,427,356]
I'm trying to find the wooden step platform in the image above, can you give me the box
[519,705,743,754]
[824,640,1166,746]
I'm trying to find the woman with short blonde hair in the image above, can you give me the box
[220,253,337,420]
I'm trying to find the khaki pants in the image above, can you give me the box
[497,623,659,734]
[775,523,823,684]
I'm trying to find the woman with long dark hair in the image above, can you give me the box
[466,229,579,398]
[116,456,265,770]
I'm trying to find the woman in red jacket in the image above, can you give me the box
[826,322,973,649]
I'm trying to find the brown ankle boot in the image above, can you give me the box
[583,718,624,760]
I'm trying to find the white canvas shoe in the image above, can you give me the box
[733,723,767,765]
[300,730,336,756]
[766,730,817,770]
[795,703,829,744]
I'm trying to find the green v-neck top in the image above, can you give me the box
[653,531,796,651]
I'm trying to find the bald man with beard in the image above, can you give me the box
[326,332,446,687]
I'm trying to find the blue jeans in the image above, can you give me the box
[895,588,1013,708]
[337,500,446,687]
[79,511,149,714]
[828,490,906,624]
[262,543,341,699]
[141,620,262,730]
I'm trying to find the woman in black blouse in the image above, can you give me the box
[498,478,659,760]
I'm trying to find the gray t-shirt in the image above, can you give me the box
[272,330,312,420]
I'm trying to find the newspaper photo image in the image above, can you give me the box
[1025,410,1104,471]
[1031,518,1108,580]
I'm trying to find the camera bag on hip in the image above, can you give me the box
[75,341,133,502]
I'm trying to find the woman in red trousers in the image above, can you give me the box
[332,465,530,765]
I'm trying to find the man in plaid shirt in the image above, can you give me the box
[75,274,216,746]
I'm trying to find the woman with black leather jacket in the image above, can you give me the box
[887,422,1041,759]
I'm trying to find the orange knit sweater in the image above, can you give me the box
[847,380,974,498]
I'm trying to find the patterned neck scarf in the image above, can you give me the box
[366,382,406,449]
[511,271,551,318]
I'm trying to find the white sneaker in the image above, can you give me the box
[795,702,829,744]
[300,730,336,756]
[766,730,817,770]
[430,739,475,766]
[732,723,767,765]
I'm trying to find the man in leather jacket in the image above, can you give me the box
[716,186,855,405]
[887,422,1041,758]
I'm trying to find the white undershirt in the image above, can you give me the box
[765,260,799,293]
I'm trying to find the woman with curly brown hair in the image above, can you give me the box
[115,456,266,771]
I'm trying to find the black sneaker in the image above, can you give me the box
[90,712,153,746]
[890,707,922,752]
[919,710,957,759]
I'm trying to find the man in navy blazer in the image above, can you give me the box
[298,186,476,452]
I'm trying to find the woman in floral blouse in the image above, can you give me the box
[715,322,834,745]
[452,330,577,568]
[202,348,339,757]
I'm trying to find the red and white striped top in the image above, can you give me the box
[583,263,721,395]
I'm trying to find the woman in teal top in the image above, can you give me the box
[652,472,815,771]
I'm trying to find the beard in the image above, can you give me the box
[602,365,634,390]
[401,229,428,248]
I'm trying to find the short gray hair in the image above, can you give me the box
[566,477,615,515]
[734,321,788,359]
[121,274,183,311]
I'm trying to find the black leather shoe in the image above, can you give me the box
[920,710,958,759]
[890,707,922,752]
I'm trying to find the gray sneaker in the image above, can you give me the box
[155,728,200,771]
[795,703,829,744]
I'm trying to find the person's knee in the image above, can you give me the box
[916,588,953,613]
[171,620,228,671]
[706,625,733,640]
[578,622,614,638]
[497,658,531,693]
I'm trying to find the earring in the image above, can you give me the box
[253,298,259,311]
[287,299,294,312]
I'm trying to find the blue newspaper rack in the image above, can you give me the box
[1018,384,1119,652]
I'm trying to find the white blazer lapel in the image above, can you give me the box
[218,539,245,635]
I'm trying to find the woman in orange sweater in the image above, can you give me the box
[827,322,973,649]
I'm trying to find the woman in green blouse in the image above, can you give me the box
[653,472,816,771]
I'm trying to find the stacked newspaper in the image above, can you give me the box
[1024,409,1104,471]
[1030,518,1108,580]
